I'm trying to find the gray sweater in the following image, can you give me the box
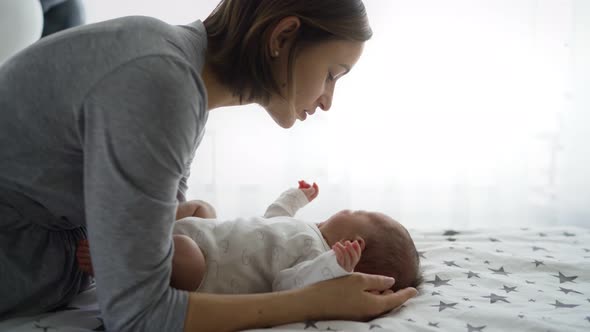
[0,16,209,331]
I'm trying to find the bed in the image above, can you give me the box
[1,226,588,332]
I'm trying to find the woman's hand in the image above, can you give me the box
[303,273,418,321]
[183,273,417,332]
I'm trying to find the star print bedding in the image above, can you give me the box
[1,226,588,332]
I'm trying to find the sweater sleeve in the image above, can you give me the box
[271,250,351,291]
[263,188,309,218]
[81,55,205,332]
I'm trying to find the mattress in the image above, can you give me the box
[1,226,588,332]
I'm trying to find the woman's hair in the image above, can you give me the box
[203,0,373,105]
[355,214,423,292]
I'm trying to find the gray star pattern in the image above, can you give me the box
[418,251,426,259]
[549,300,579,308]
[526,280,536,284]
[431,301,458,312]
[553,272,577,283]
[532,246,547,251]
[428,322,439,328]
[489,238,500,242]
[586,316,590,323]
[559,287,582,295]
[467,323,486,331]
[33,321,56,332]
[303,320,318,329]
[369,324,382,330]
[533,260,544,267]
[444,260,461,267]
[488,266,510,276]
[465,271,480,278]
[563,232,575,237]
[444,230,460,236]
[482,293,510,304]
[426,275,451,287]
[501,285,517,293]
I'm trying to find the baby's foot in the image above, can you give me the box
[76,239,94,276]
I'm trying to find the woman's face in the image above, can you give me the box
[265,40,365,128]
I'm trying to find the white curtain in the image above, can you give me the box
[85,0,589,228]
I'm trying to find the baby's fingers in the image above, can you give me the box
[333,244,346,267]
[351,241,362,259]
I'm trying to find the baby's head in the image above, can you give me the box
[318,210,422,291]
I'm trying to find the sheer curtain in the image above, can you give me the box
[85,0,589,228]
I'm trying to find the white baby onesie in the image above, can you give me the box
[172,189,350,294]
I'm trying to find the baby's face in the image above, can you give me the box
[317,210,376,249]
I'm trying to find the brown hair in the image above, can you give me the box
[355,214,423,291]
[203,0,373,105]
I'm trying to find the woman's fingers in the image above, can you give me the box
[378,287,419,313]
[358,273,396,292]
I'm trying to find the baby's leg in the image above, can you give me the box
[176,199,217,220]
[76,235,207,292]
[171,234,207,292]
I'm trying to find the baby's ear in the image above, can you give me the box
[356,237,366,251]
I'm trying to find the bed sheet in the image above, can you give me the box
[1,226,588,332]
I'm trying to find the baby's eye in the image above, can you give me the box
[326,72,335,82]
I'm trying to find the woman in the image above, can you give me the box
[0,0,418,331]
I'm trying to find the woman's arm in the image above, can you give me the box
[183,273,418,332]
[83,55,206,332]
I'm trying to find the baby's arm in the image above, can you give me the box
[264,181,319,218]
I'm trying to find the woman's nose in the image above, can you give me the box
[318,93,333,111]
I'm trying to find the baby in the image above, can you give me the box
[77,181,422,294]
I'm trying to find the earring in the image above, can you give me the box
[273,50,279,57]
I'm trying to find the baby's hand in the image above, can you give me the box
[333,240,362,273]
[298,180,319,202]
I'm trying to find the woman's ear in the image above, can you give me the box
[268,16,301,56]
